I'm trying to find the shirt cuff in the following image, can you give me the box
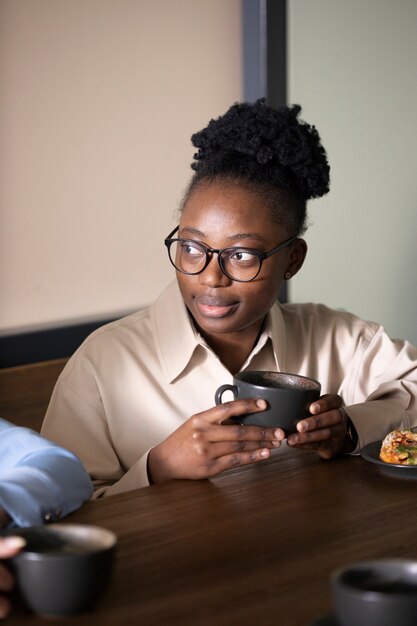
[0,485,55,528]
[94,450,151,498]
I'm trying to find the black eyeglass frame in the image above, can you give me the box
[164,226,299,283]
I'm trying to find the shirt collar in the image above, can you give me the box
[151,281,201,383]
[240,303,287,371]
[268,301,287,370]
[151,281,287,382]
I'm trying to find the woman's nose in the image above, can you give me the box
[199,254,231,287]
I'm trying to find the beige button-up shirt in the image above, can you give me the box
[42,280,417,496]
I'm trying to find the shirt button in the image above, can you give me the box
[44,509,62,523]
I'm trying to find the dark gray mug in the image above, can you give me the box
[331,559,417,626]
[8,524,117,617]
[215,371,321,433]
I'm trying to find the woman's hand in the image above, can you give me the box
[0,536,26,619]
[287,394,347,459]
[147,399,285,484]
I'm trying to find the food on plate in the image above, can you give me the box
[379,430,417,465]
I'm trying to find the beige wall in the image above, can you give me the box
[288,0,417,344]
[0,0,243,332]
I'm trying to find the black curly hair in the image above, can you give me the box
[181,99,330,236]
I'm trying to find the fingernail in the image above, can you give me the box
[260,449,270,458]
[256,399,267,409]
[310,403,320,413]
[289,435,298,444]
[274,429,283,439]
[2,536,26,549]
[297,421,307,432]
[272,440,281,448]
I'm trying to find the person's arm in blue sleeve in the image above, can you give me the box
[0,418,93,528]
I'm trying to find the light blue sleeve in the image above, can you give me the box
[0,418,93,528]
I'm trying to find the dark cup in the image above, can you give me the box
[214,371,321,433]
[331,559,417,626]
[8,524,117,617]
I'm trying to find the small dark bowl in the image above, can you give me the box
[8,524,117,617]
[331,559,417,626]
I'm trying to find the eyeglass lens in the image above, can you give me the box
[168,240,262,281]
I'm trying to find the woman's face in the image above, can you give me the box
[176,180,306,345]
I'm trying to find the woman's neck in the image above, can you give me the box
[200,318,266,375]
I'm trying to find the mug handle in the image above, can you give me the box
[215,384,238,405]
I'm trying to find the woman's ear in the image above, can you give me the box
[284,238,307,280]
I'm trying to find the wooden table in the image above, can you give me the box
[8,447,417,625]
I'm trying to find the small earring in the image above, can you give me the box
[285,271,291,280]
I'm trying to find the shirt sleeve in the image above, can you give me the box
[0,419,93,527]
[341,325,417,450]
[42,376,152,497]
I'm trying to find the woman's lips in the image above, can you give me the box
[194,296,238,318]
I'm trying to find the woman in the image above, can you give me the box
[42,100,417,496]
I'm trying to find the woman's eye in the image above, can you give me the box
[182,242,204,256]
[230,249,257,264]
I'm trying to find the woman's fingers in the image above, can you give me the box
[196,438,280,460]
[296,404,344,435]
[149,398,286,484]
[195,421,284,444]
[203,447,272,476]
[287,400,347,459]
[186,401,284,470]
[191,398,285,446]
[309,394,343,413]
[204,398,270,425]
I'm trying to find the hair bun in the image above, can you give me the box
[191,99,330,201]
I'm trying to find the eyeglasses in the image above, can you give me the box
[164,226,298,283]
